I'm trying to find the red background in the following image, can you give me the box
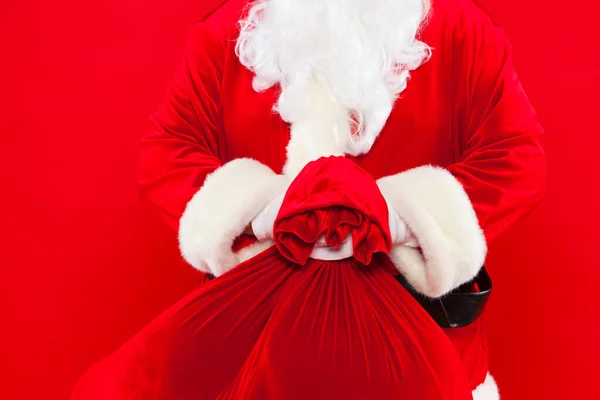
[1,0,598,399]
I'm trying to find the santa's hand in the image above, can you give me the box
[310,235,354,261]
[308,198,417,261]
[385,197,418,247]
[251,193,285,240]
[253,197,356,260]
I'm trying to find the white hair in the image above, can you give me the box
[236,0,432,155]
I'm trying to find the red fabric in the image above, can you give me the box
[138,0,545,389]
[139,0,544,241]
[275,157,392,266]
[73,157,473,399]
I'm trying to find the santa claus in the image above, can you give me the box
[139,0,546,398]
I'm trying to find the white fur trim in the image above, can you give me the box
[472,373,500,400]
[377,166,487,298]
[179,158,289,276]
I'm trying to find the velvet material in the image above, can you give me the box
[138,0,545,388]
[73,157,472,399]
[275,157,392,265]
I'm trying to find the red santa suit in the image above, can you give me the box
[139,0,546,398]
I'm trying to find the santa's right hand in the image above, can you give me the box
[251,193,286,240]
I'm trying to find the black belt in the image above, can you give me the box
[206,266,491,329]
[395,267,492,328]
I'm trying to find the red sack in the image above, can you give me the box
[72,157,473,400]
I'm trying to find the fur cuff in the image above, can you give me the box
[179,158,289,276]
[377,166,487,298]
[472,374,500,400]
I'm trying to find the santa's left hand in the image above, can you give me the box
[385,196,419,247]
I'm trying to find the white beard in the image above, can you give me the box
[236,0,431,156]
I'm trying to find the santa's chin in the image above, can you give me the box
[236,0,431,155]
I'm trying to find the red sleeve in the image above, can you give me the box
[139,19,225,231]
[140,3,287,276]
[377,7,545,297]
[448,16,546,242]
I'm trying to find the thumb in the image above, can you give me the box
[386,198,413,245]
[251,194,285,240]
